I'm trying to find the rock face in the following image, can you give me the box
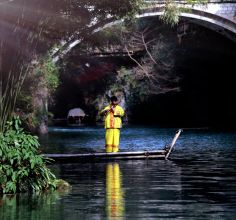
[33,77,49,135]
[55,179,71,191]
[38,121,48,135]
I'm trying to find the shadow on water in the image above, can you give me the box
[1,127,236,219]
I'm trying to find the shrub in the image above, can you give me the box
[0,117,57,194]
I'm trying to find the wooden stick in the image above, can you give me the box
[165,129,183,160]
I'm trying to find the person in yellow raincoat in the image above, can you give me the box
[100,96,125,153]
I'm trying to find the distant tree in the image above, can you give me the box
[121,25,180,96]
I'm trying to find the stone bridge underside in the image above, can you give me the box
[53,1,236,61]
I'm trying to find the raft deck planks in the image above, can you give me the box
[45,150,166,163]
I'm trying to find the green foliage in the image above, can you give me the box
[160,1,180,26]
[186,0,208,5]
[110,67,150,104]
[0,117,57,194]
[35,56,60,93]
[44,60,60,93]
[0,66,29,133]
[15,56,60,132]
[156,0,208,26]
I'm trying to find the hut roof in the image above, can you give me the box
[67,108,85,117]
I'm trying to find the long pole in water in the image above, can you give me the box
[165,129,183,160]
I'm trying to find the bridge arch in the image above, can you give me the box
[138,5,236,41]
[52,2,236,62]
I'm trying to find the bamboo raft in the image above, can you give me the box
[45,129,182,163]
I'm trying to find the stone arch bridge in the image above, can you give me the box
[52,0,236,62]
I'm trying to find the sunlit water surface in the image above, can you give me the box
[1,126,236,219]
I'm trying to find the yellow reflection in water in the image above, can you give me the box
[106,163,125,220]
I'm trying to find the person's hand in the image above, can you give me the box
[110,106,115,113]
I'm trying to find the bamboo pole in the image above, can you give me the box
[165,129,183,160]
[45,150,166,163]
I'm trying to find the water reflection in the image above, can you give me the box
[106,163,125,220]
[0,190,70,220]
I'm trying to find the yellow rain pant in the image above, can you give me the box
[105,129,120,153]
[106,163,124,219]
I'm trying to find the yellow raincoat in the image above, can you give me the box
[100,105,124,152]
